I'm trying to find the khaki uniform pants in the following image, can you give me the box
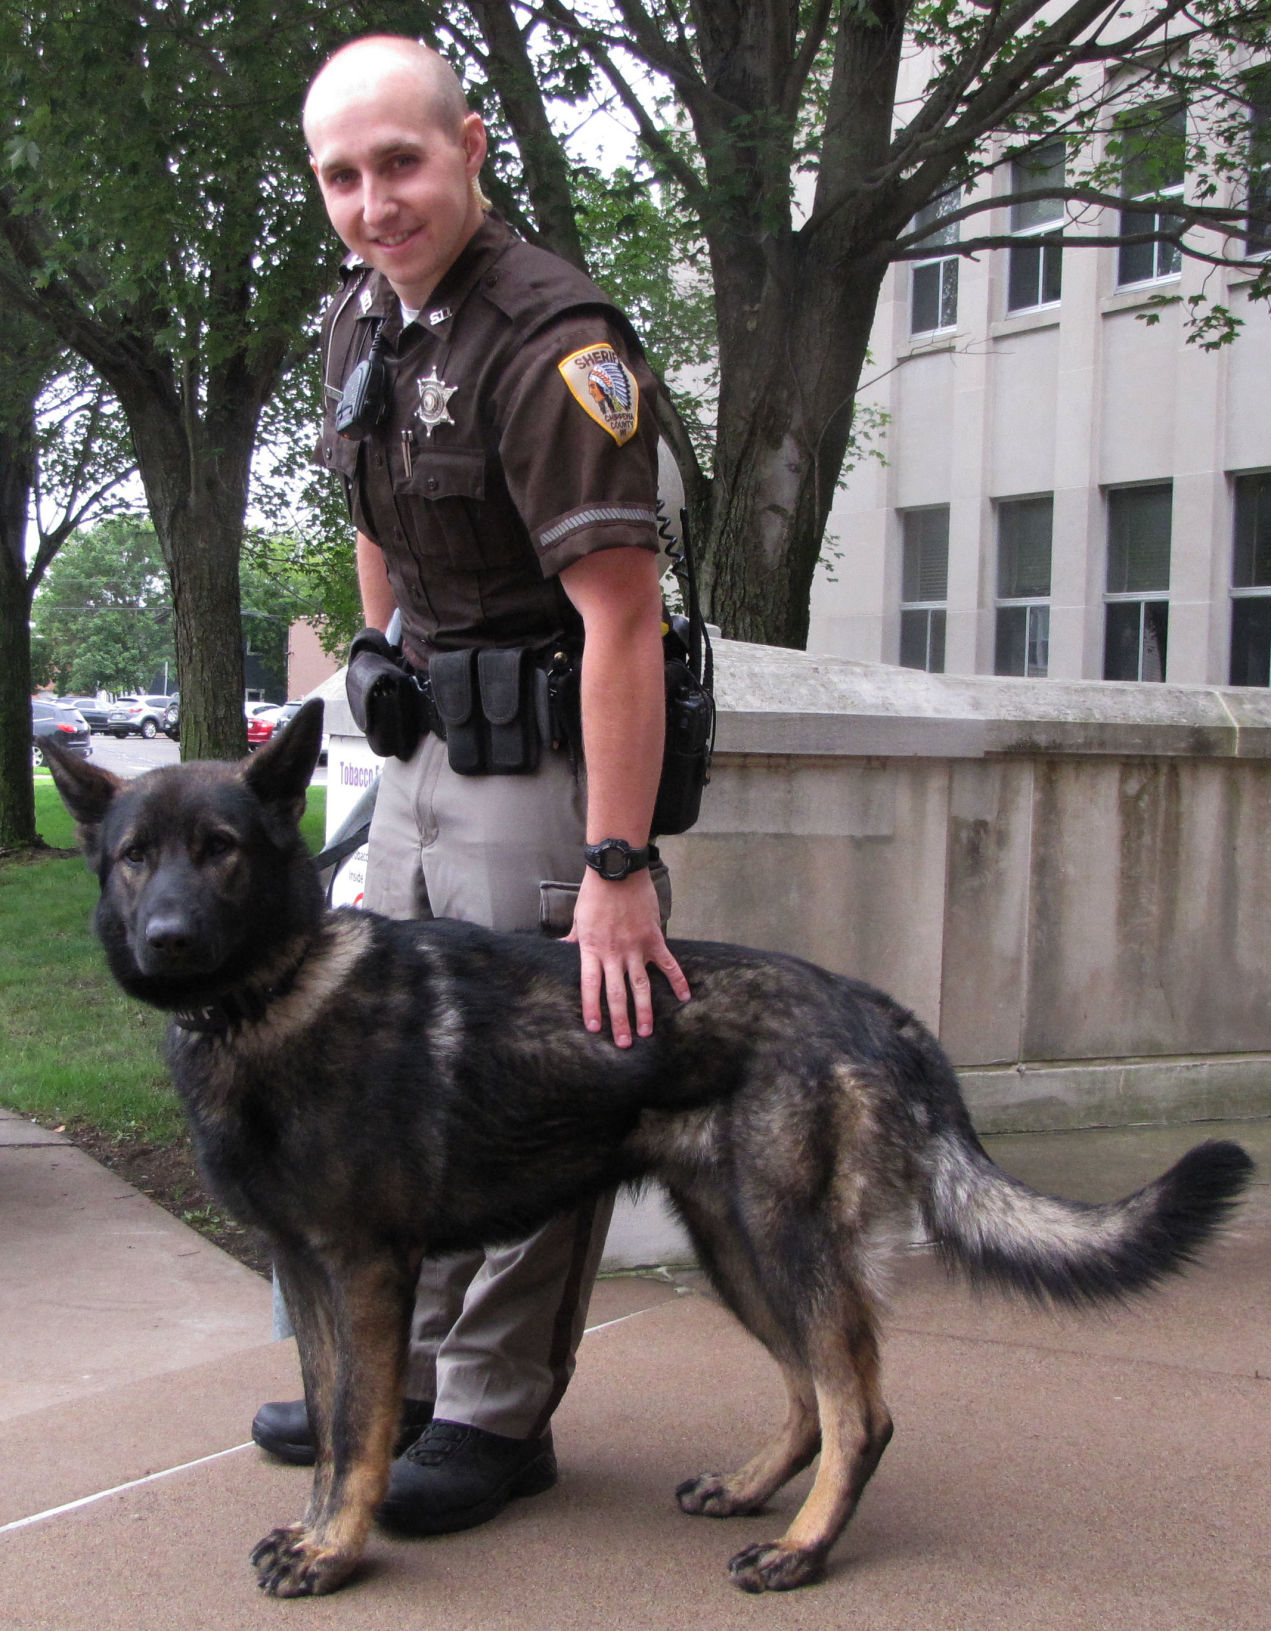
[363,732,614,1440]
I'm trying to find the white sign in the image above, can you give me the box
[326,733,380,839]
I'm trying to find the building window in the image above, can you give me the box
[1117,104,1186,286]
[910,191,960,336]
[995,495,1053,675]
[1006,142,1065,312]
[900,506,949,671]
[1230,472,1271,685]
[1104,484,1172,681]
[1246,71,1271,257]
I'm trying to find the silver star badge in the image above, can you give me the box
[416,369,458,436]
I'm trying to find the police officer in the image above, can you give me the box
[250,34,691,1535]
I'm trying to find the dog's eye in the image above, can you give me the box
[120,843,147,866]
[203,832,236,861]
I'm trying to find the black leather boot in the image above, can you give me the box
[251,1396,435,1465]
[377,1419,557,1535]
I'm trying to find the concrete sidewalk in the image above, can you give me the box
[0,1108,1266,1631]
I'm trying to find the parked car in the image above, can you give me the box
[161,697,180,741]
[246,702,293,750]
[31,700,91,767]
[104,694,173,739]
[246,699,327,761]
[57,695,111,732]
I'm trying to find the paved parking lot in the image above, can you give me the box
[84,731,326,785]
[85,733,179,778]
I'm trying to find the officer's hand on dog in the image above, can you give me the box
[568,869,690,1048]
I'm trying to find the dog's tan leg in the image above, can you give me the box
[251,1248,419,1598]
[669,1183,825,1517]
[676,1360,820,1517]
[726,1318,893,1593]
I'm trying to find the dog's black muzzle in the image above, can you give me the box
[127,868,226,980]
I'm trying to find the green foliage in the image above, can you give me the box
[250,350,364,657]
[571,164,718,465]
[241,527,340,681]
[30,518,174,694]
[3,4,297,368]
[572,166,711,375]
[30,515,324,695]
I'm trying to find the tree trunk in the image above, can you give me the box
[0,395,37,849]
[683,0,907,649]
[122,388,255,762]
[702,238,889,648]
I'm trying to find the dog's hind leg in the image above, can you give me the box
[251,1245,421,1598]
[676,1359,820,1517]
[671,1189,821,1518]
[726,1309,893,1593]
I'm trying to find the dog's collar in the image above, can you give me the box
[172,954,306,1037]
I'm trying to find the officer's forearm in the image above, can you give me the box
[561,548,664,845]
[580,631,663,846]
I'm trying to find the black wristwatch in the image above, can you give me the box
[583,838,653,881]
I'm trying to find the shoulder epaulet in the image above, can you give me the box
[479,237,644,359]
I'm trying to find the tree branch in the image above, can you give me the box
[888,180,1269,255]
[788,0,837,118]
[578,42,712,211]
[467,0,591,268]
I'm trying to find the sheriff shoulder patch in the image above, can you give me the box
[558,344,639,446]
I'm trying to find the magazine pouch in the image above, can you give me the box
[429,649,483,774]
[429,648,547,775]
[478,647,543,774]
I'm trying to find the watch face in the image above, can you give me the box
[588,839,638,879]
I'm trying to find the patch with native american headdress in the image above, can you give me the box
[557,343,639,446]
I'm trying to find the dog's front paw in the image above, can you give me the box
[727,1539,826,1593]
[250,1525,357,1597]
[675,1473,760,1518]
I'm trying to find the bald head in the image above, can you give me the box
[303,34,489,307]
[304,36,469,151]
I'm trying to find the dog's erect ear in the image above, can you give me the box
[44,741,125,866]
[243,698,325,829]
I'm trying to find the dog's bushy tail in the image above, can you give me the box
[920,1128,1254,1307]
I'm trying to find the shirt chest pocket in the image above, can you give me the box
[395,446,486,503]
[393,445,529,572]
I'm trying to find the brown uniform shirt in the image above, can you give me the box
[317,213,661,671]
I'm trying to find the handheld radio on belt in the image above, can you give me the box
[652,505,715,837]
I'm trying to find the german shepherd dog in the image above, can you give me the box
[47,701,1253,1600]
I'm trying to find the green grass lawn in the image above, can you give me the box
[0,771,327,1144]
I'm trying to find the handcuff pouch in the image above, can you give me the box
[345,629,421,761]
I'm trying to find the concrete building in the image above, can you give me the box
[809,69,1271,689]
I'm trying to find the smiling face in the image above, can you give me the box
[305,41,488,310]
